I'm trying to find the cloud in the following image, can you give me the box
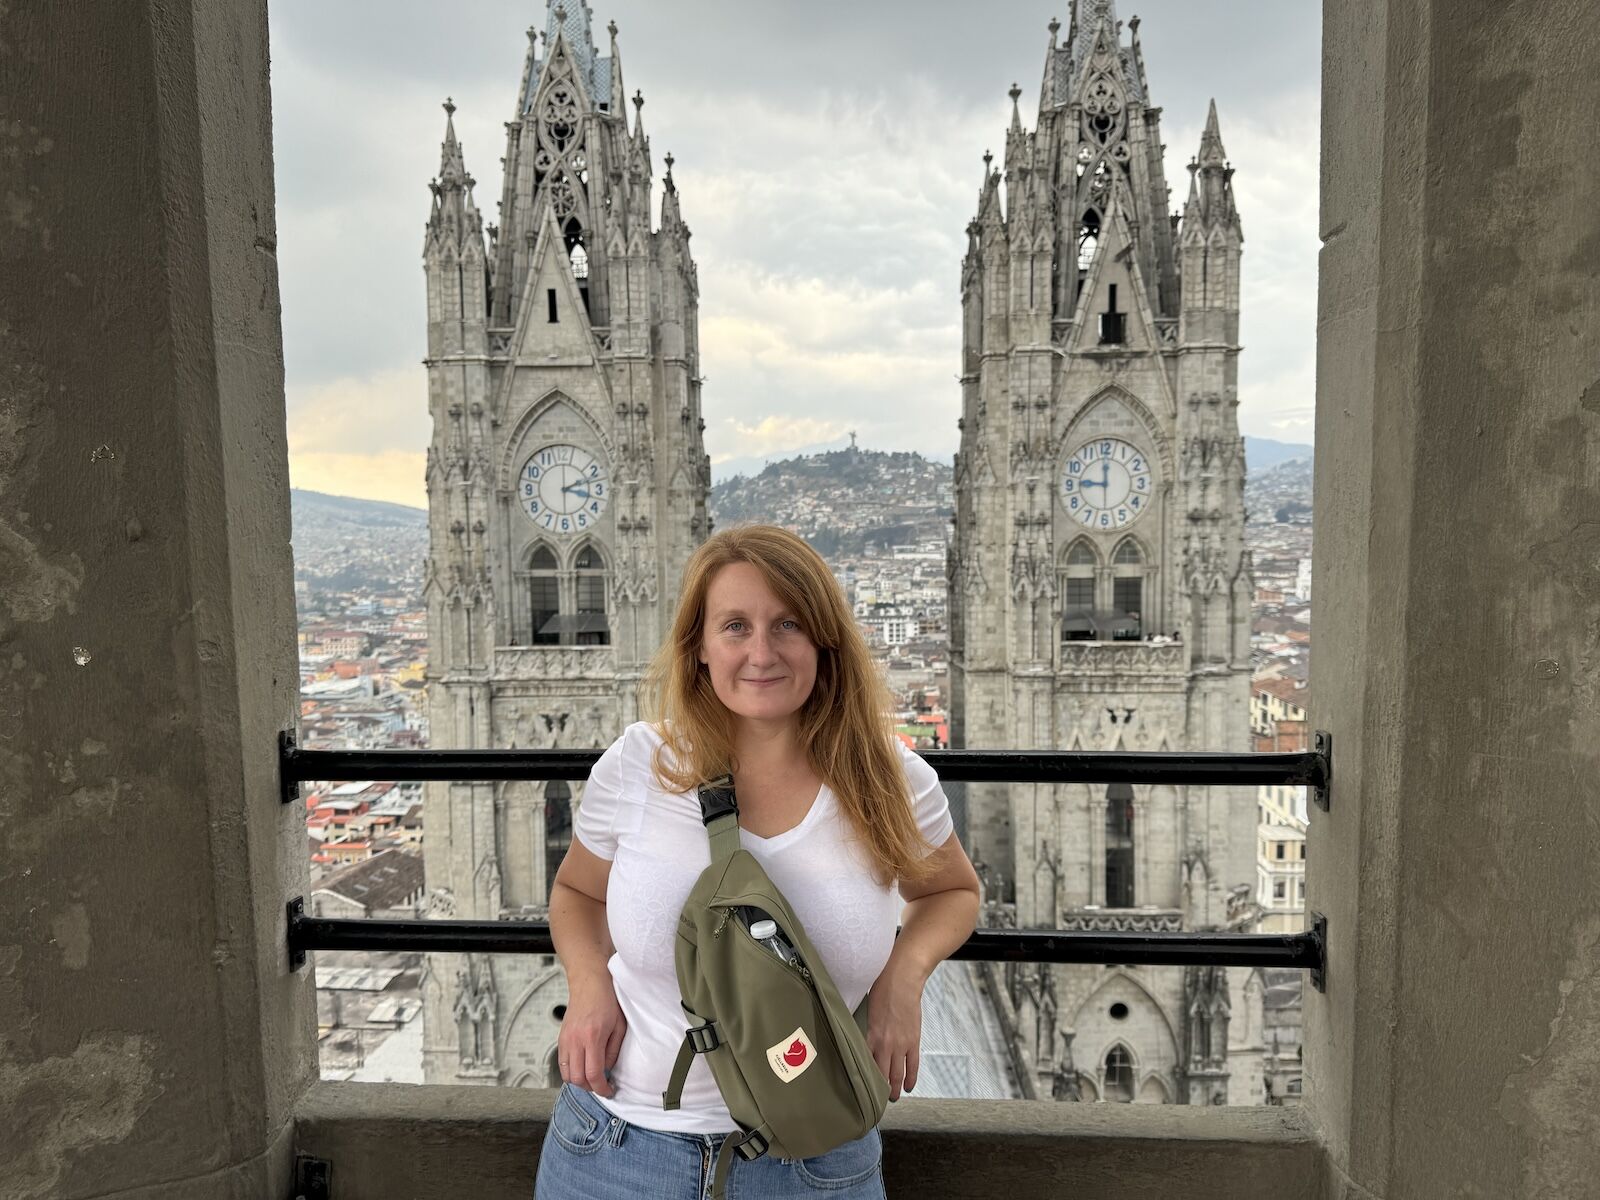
[269,1,1323,498]
[714,416,850,463]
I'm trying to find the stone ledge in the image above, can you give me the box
[295,1083,1323,1199]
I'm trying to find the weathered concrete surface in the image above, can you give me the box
[0,0,311,1196]
[1311,0,1600,1196]
[297,1083,1323,1199]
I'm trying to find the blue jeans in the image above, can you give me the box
[535,1083,887,1199]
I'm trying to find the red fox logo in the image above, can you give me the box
[767,1027,817,1082]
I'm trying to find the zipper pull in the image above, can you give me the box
[714,909,732,938]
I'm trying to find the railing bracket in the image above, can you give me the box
[1311,730,1332,813]
[287,896,308,972]
[279,729,301,806]
[292,1153,330,1200]
[1309,912,1327,992]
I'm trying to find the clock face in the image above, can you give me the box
[518,443,609,535]
[1060,436,1152,529]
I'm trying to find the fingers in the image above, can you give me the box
[904,1046,919,1095]
[582,1042,612,1097]
[887,1051,907,1102]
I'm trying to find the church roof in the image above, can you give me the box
[522,1,616,112]
[1051,0,1146,107]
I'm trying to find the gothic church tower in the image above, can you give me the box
[949,1,1263,1104]
[419,2,709,1085]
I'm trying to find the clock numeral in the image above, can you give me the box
[1063,479,1076,493]
[577,513,587,527]
[589,501,600,514]
[1131,457,1143,471]
[523,483,534,496]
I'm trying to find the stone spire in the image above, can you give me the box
[607,18,626,116]
[426,98,482,252]
[1187,100,1240,233]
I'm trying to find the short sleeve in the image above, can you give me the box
[574,728,628,861]
[898,738,955,856]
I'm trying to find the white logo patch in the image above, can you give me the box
[765,1026,817,1083]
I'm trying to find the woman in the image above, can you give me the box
[536,525,981,1199]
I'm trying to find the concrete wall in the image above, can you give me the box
[1309,0,1600,1195]
[296,1083,1323,1200]
[0,1,312,1196]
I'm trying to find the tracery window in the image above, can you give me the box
[544,779,572,901]
[1104,1045,1135,1102]
[529,545,559,644]
[573,543,609,646]
[1105,782,1135,907]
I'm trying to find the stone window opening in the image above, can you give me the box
[1103,1044,1136,1103]
[563,217,590,317]
[544,779,572,903]
[1060,539,1099,642]
[1105,782,1135,908]
[1099,281,1127,345]
[1077,209,1101,282]
[572,542,610,646]
[546,287,558,323]
[524,541,611,647]
[1111,537,1145,640]
[528,545,560,645]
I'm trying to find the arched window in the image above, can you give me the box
[573,544,609,646]
[544,779,572,902]
[1062,540,1098,642]
[1077,210,1101,277]
[569,242,589,281]
[1111,538,1144,639]
[529,545,559,645]
[1105,782,1135,907]
[1104,1045,1135,1103]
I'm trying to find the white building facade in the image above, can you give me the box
[419,2,709,1086]
[948,0,1265,1104]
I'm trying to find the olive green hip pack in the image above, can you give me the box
[661,778,889,1199]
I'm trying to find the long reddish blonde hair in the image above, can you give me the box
[643,524,938,885]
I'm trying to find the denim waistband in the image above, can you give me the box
[565,1083,737,1150]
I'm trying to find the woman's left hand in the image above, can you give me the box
[866,960,927,1101]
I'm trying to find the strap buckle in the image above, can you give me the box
[735,1129,769,1161]
[698,776,738,826]
[687,1021,721,1054]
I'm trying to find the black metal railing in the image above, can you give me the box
[283,731,1330,991]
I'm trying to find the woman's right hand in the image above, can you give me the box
[558,972,627,1096]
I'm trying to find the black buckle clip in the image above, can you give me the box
[698,775,738,826]
[735,1130,769,1161]
[687,1022,721,1054]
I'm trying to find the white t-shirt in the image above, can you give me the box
[572,720,955,1133]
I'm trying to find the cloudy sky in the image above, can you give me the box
[269,1,1320,508]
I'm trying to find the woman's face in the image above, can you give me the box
[697,561,819,731]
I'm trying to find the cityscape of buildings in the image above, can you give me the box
[296,0,1316,1106]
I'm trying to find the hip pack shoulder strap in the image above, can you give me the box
[697,777,741,863]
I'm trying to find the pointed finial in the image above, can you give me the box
[554,3,567,23]
[608,18,618,39]
[664,151,675,173]
[443,97,456,117]
[1049,15,1061,36]
[527,25,537,43]
[1129,14,1141,35]
[633,89,644,111]
[983,148,993,169]
[1009,82,1022,103]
